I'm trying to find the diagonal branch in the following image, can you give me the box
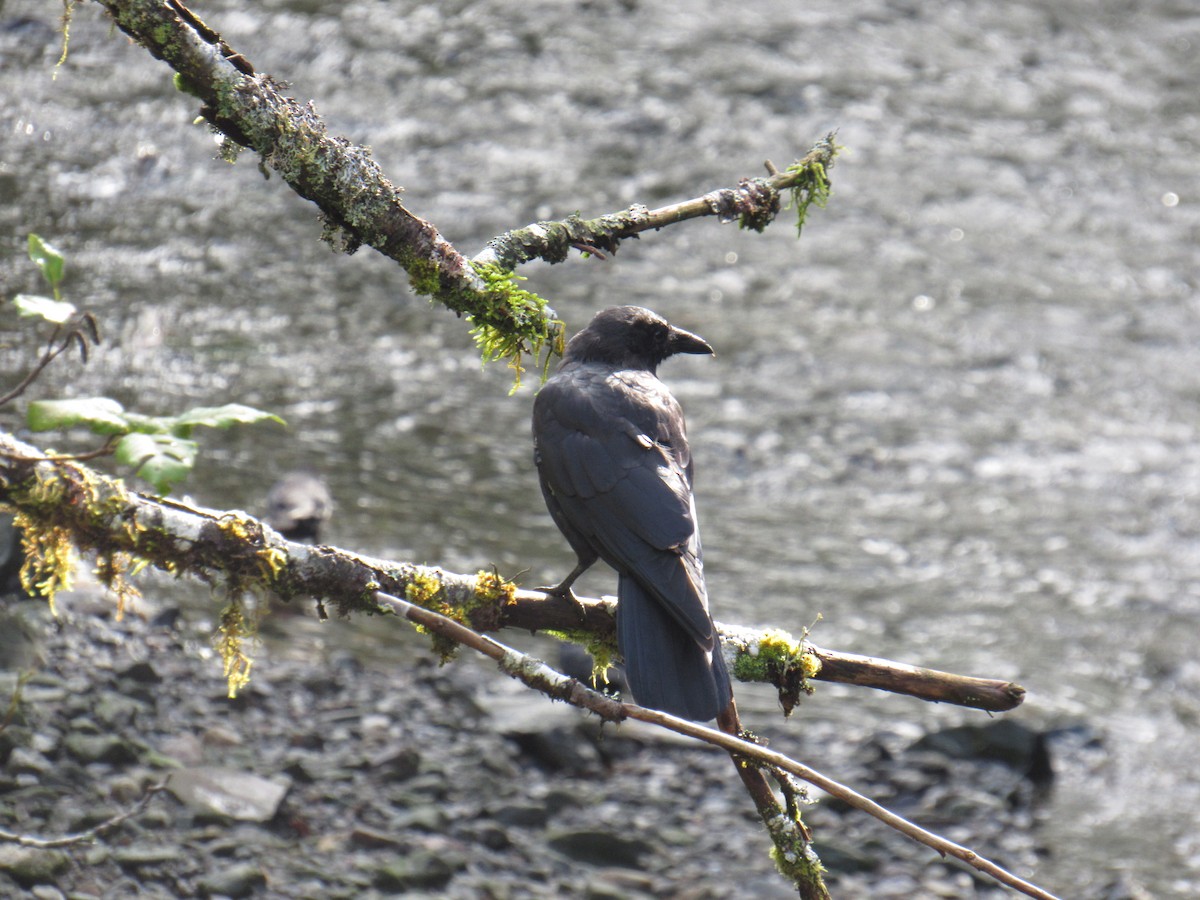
[93,0,506,327]
[0,781,169,849]
[375,588,1058,900]
[87,0,835,373]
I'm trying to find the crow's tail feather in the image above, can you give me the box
[616,574,732,721]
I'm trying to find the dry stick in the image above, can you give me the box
[0,781,169,849]
[515,594,1024,713]
[374,591,1061,900]
[807,644,1026,711]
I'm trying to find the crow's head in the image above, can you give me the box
[564,306,713,372]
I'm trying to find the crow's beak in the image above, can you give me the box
[668,325,714,356]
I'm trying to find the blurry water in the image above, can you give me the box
[2,0,1198,894]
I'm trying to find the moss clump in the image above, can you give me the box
[733,627,821,717]
[16,514,74,617]
[766,811,827,891]
[785,134,840,237]
[404,566,460,661]
[468,263,565,392]
[545,627,619,686]
[94,552,143,622]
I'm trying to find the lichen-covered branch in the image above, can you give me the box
[0,430,1023,712]
[92,0,563,373]
[474,135,839,271]
[85,1,836,377]
[0,428,1053,897]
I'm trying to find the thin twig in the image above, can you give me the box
[0,336,69,408]
[374,590,1060,900]
[0,781,169,848]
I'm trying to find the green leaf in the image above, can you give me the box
[27,234,65,292]
[13,293,77,324]
[27,397,130,434]
[115,432,198,495]
[172,404,285,430]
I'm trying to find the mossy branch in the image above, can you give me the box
[88,1,835,380]
[93,0,564,375]
[474,135,840,272]
[0,429,1050,897]
[0,428,1023,712]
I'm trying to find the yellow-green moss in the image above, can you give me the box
[15,513,74,617]
[473,568,517,605]
[404,566,459,661]
[94,552,142,622]
[215,600,256,699]
[546,627,619,683]
[733,627,822,717]
[767,811,827,890]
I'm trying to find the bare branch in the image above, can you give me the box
[0,781,169,849]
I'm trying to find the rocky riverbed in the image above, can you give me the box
[0,581,1137,899]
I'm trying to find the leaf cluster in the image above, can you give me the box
[6,235,283,495]
[27,399,283,495]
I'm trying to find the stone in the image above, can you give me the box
[372,850,465,892]
[0,844,70,887]
[113,845,180,867]
[62,733,138,766]
[167,767,290,822]
[365,744,421,782]
[493,803,549,828]
[7,747,52,777]
[546,829,650,869]
[197,862,267,898]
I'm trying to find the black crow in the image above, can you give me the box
[532,306,733,721]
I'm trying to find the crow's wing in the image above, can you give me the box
[533,363,715,648]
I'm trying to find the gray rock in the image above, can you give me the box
[390,805,448,832]
[372,849,465,892]
[167,767,290,822]
[7,746,52,776]
[112,845,180,867]
[63,733,138,765]
[0,844,70,887]
[546,829,650,869]
[198,862,267,898]
[493,802,549,828]
[365,744,421,781]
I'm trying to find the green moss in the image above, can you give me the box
[404,566,460,661]
[784,134,840,237]
[546,628,619,682]
[473,569,516,605]
[767,812,827,889]
[733,627,821,717]
[406,257,444,298]
[467,263,565,392]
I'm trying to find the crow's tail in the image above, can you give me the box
[616,574,732,721]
